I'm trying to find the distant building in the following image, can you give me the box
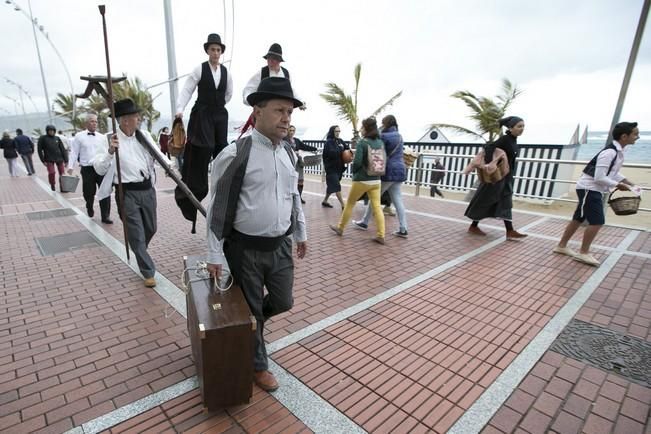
[417,127,450,143]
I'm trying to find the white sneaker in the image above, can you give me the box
[352,220,368,230]
[552,246,577,257]
[573,253,600,267]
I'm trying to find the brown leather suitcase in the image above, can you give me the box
[184,255,255,410]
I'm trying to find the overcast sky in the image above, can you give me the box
[0,0,649,142]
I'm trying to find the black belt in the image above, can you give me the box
[228,229,291,251]
[115,178,152,191]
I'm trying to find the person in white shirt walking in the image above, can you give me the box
[68,114,112,223]
[94,99,168,288]
[553,121,639,266]
[206,78,307,392]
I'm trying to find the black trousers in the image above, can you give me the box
[223,236,294,371]
[81,165,110,219]
[187,105,228,158]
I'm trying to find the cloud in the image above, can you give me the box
[0,0,649,143]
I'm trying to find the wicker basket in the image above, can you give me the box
[608,190,641,216]
[403,148,419,167]
[302,153,322,167]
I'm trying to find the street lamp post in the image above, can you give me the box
[6,0,77,127]
[26,0,52,122]
[4,77,40,113]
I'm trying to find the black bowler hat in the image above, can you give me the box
[247,77,302,108]
[263,43,284,62]
[113,98,141,117]
[203,33,226,53]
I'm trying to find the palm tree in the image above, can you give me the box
[53,92,83,132]
[114,76,160,132]
[320,63,402,141]
[431,78,522,143]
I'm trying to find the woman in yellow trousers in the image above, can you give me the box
[329,117,386,244]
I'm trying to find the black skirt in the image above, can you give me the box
[325,170,343,194]
[464,175,513,221]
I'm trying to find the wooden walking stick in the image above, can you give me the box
[98,4,130,261]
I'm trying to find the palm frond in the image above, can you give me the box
[496,78,522,112]
[451,91,482,115]
[371,90,402,118]
[352,63,361,113]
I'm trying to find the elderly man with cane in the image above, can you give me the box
[94,99,168,287]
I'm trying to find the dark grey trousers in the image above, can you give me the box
[224,236,294,371]
[116,188,157,278]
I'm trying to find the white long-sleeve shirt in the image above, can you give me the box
[176,63,233,114]
[206,128,307,265]
[93,129,168,183]
[576,141,626,193]
[242,67,288,106]
[68,130,106,169]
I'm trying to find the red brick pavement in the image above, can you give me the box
[483,253,651,434]
[1,165,649,433]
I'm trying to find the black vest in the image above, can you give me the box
[261,66,290,80]
[583,143,617,177]
[196,62,227,107]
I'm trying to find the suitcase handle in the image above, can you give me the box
[181,261,211,293]
[182,260,233,293]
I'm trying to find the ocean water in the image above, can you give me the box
[577,131,651,163]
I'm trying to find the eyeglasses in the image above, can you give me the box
[334,130,341,133]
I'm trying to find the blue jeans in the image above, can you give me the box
[361,181,408,231]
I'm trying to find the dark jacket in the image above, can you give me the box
[14,134,34,155]
[484,132,518,179]
[1,137,18,159]
[37,134,68,164]
[293,137,317,152]
[322,137,349,174]
[380,126,406,182]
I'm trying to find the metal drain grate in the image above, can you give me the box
[35,230,101,256]
[551,319,651,387]
[26,208,77,220]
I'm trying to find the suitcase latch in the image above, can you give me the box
[212,303,222,311]
[198,323,206,339]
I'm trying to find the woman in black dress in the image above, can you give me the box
[321,125,349,208]
[465,116,528,240]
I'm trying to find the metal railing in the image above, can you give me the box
[301,140,650,213]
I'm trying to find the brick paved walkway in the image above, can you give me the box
[0,162,649,434]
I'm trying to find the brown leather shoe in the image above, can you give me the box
[468,226,486,236]
[373,236,385,245]
[254,370,279,392]
[144,277,156,287]
[506,230,528,240]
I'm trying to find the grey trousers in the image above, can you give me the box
[223,236,294,371]
[116,188,157,278]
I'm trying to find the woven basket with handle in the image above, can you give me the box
[608,190,641,216]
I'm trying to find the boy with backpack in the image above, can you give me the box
[553,121,640,266]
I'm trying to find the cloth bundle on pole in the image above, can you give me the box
[175,142,212,233]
